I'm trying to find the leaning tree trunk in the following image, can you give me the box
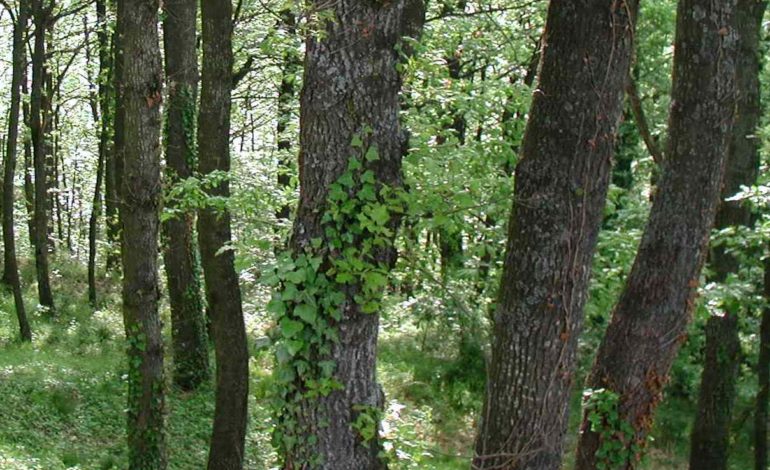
[471,3,638,469]
[118,0,166,466]
[162,0,209,392]
[575,2,738,469]
[198,0,248,467]
[4,0,31,342]
[275,9,300,224]
[272,1,425,468]
[689,2,766,469]
[30,0,55,312]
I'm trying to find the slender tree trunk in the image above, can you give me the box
[88,0,112,306]
[107,11,125,272]
[275,10,300,224]
[30,0,55,311]
[757,259,770,470]
[198,0,248,466]
[162,0,209,391]
[274,2,425,468]
[575,2,739,468]
[118,0,166,466]
[689,2,766,469]
[4,0,31,342]
[471,3,638,469]
[22,98,35,249]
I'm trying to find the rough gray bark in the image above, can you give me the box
[4,0,31,342]
[471,3,638,469]
[276,1,425,468]
[30,0,55,311]
[575,1,739,468]
[162,0,210,392]
[689,2,766,469]
[118,0,167,466]
[198,0,249,466]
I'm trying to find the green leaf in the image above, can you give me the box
[295,303,318,324]
[280,318,304,338]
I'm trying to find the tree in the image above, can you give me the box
[271,1,425,468]
[30,0,55,312]
[118,0,166,466]
[3,0,32,342]
[471,3,639,469]
[162,0,210,392]
[87,0,112,306]
[757,260,770,470]
[198,0,248,466]
[689,1,766,468]
[575,1,739,468]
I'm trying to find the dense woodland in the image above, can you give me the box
[0,0,769,469]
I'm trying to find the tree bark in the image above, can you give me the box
[4,0,32,342]
[30,0,55,311]
[198,0,248,467]
[471,3,638,469]
[274,1,425,468]
[689,2,766,469]
[575,2,739,468]
[118,0,166,466]
[162,0,210,392]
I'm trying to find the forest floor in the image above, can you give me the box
[0,258,745,469]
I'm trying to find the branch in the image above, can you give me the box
[232,55,255,88]
[626,76,664,166]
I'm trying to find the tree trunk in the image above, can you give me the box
[757,259,770,470]
[689,2,766,468]
[275,9,300,224]
[575,2,739,468]
[107,9,125,272]
[162,0,210,392]
[88,0,112,306]
[118,0,166,466]
[471,3,638,469]
[198,0,248,467]
[30,0,55,312]
[4,0,31,342]
[273,2,425,468]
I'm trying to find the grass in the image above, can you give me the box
[0,257,758,469]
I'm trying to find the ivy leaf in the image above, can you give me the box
[280,318,304,338]
[295,303,318,324]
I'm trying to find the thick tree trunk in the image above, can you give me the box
[88,0,112,306]
[575,2,739,469]
[198,0,248,467]
[162,0,209,392]
[471,3,638,469]
[757,261,770,470]
[30,0,55,311]
[689,2,766,469]
[118,0,166,466]
[273,2,425,468]
[4,0,31,342]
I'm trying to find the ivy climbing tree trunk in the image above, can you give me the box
[198,0,248,466]
[30,0,55,312]
[471,3,638,469]
[689,2,766,468]
[118,0,167,466]
[272,1,425,468]
[162,0,209,392]
[4,0,32,342]
[275,9,300,225]
[575,1,738,468]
